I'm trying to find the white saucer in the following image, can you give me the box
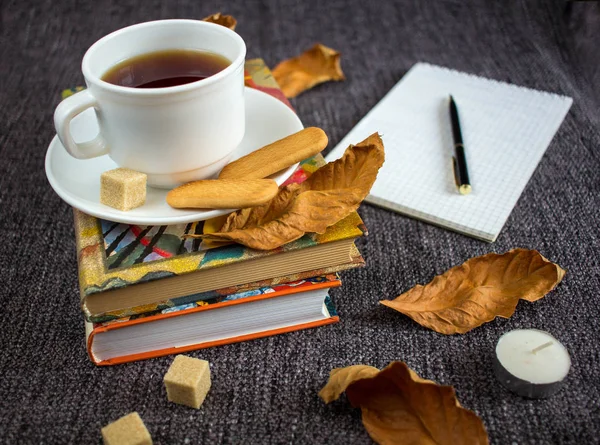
[45,87,303,225]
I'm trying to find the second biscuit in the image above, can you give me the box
[218,127,328,180]
[167,179,279,209]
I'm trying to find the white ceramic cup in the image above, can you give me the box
[54,19,246,188]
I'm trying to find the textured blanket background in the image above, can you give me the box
[1,0,599,443]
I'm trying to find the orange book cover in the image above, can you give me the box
[86,275,341,365]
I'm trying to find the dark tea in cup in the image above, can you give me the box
[101,49,231,88]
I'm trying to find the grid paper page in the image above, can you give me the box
[326,63,572,241]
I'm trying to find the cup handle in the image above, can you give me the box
[54,89,109,159]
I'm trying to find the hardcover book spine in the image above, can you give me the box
[89,253,363,323]
[86,278,342,366]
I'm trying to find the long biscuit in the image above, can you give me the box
[167,178,279,209]
[218,127,328,179]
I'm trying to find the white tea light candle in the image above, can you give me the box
[494,329,570,398]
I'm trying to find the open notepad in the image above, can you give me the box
[326,63,572,241]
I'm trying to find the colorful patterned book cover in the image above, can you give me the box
[72,59,367,322]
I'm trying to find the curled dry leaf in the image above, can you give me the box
[381,249,566,335]
[272,43,345,98]
[202,12,237,30]
[318,365,379,403]
[320,361,489,445]
[198,133,384,250]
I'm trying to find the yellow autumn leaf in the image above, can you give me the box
[320,361,489,445]
[200,214,233,250]
[381,249,566,334]
[203,214,228,235]
[272,43,345,98]
[202,12,237,30]
[199,133,384,250]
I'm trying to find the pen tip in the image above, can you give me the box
[449,95,454,102]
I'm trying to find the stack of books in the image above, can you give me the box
[73,59,366,365]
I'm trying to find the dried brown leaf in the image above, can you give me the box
[381,249,565,335]
[202,12,237,30]
[199,133,384,250]
[318,365,379,403]
[320,362,489,445]
[299,132,384,195]
[272,43,345,98]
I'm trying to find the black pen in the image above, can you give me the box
[449,95,472,195]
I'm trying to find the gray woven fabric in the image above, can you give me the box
[1,0,599,443]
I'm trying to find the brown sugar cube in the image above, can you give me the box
[163,355,211,409]
[101,412,152,445]
[101,168,147,211]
